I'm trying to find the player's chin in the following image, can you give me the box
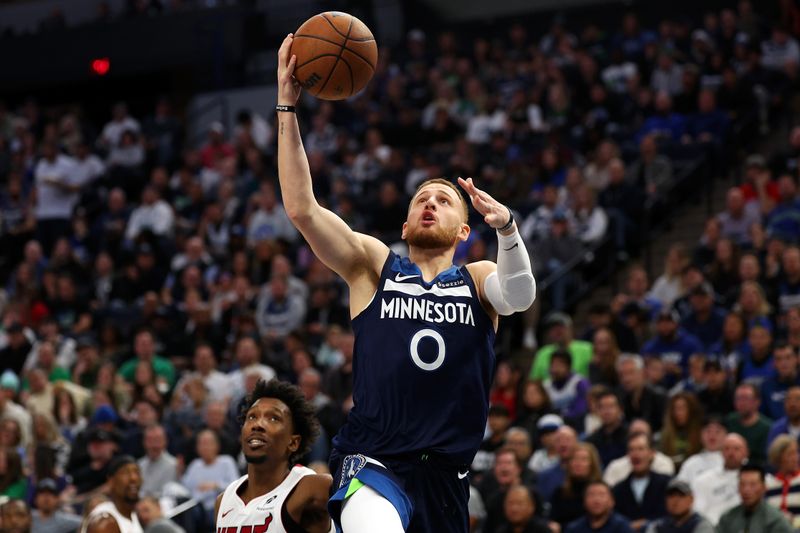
[244,453,269,464]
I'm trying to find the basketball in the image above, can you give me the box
[290,12,378,101]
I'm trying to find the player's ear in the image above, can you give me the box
[458,222,470,242]
[401,221,408,240]
[288,434,300,454]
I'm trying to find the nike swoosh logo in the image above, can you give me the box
[457,471,469,479]
[221,509,233,518]
[503,243,519,251]
[395,274,420,281]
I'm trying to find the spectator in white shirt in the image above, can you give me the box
[73,142,105,189]
[226,337,276,401]
[235,109,272,152]
[762,26,800,73]
[181,429,239,522]
[255,275,307,343]
[246,183,298,247]
[690,432,749,524]
[100,102,141,149]
[34,141,79,254]
[137,424,177,498]
[174,344,230,403]
[678,416,726,482]
[125,185,175,241]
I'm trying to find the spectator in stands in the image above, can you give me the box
[551,442,604,527]
[644,479,713,533]
[70,427,119,495]
[649,244,689,309]
[496,484,551,533]
[543,350,590,423]
[473,405,512,475]
[124,185,175,242]
[118,328,176,388]
[535,209,582,311]
[31,477,82,532]
[604,420,674,488]
[570,185,609,246]
[691,433,749,524]
[565,480,633,533]
[677,415,726,482]
[33,141,81,255]
[530,312,593,381]
[137,424,177,498]
[255,275,307,344]
[181,429,239,525]
[659,392,703,468]
[0,499,32,533]
[537,426,579,502]
[717,464,793,532]
[246,182,298,248]
[767,386,800,449]
[761,25,800,73]
[136,495,186,533]
[0,447,26,500]
[174,344,229,403]
[226,337,276,402]
[765,435,800,528]
[740,321,775,385]
[642,308,703,387]
[520,184,562,244]
[766,176,800,243]
[0,371,32,448]
[514,380,556,449]
[717,187,760,247]
[587,388,629,467]
[761,343,800,420]
[617,354,667,433]
[527,415,563,473]
[199,122,234,169]
[680,282,726,350]
[479,447,530,533]
[777,246,800,314]
[726,383,772,466]
[100,102,140,149]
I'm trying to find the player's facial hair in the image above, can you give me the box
[406,222,460,249]
[244,454,268,465]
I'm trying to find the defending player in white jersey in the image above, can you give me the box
[85,456,143,533]
[214,379,333,533]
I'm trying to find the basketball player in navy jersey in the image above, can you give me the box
[276,34,536,533]
[214,380,333,533]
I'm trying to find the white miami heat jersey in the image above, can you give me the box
[216,465,316,533]
[83,501,143,533]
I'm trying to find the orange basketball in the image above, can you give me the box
[290,12,378,101]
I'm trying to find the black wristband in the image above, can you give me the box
[276,105,296,113]
[497,207,514,232]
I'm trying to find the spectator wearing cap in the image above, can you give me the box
[118,329,176,389]
[717,464,793,533]
[534,208,582,311]
[765,435,800,528]
[680,282,726,351]
[537,426,579,502]
[551,442,604,528]
[617,354,667,434]
[642,308,703,387]
[70,426,120,495]
[760,344,800,420]
[767,386,800,449]
[612,432,671,531]
[137,424,176,499]
[543,350,590,423]
[1,321,33,376]
[726,383,772,466]
[565,480,633,533]
[124,184,175,242]
[587,389,629,467]
[530,312,593,381]
[529,415,564,473]
[690,433,748,524]
[84,455,143,532]
[677,416,726,482]
[643,479,713,533]
[0,370,32,448]
[604,420,675,487]
[31,478,82,533]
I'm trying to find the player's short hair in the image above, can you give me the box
[239,379,320,464]
[411,178,469,222]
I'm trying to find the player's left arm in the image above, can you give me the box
[286,474,334,533]
[459,177,536,316]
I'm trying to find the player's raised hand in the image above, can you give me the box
[457,177,512,230]
[277,33,301,106]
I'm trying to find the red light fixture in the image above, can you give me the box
[91,58,110,76]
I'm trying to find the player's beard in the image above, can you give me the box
[244,454,268,464]
[406,223,460,250]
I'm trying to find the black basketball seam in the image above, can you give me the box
[319,13,374,42]
[295,54,341,70]
[342,56,354,96]
[316,16,353,98]
[294,34,376,70]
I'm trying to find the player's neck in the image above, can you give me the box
[113,496,135,520]
[407,247,455,281]
[243,462,291,501]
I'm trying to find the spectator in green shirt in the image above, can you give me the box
[118,328,176,388]
[531,312,593,381]
[725,383,772,466]
[0,447,27,501]
[21,341,69,390]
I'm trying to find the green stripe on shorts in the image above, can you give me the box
[345,478,365,499]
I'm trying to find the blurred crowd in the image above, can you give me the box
[2,1,800,532]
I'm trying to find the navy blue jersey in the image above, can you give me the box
[332,251,496,465]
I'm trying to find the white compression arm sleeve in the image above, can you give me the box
[484,229,536,315]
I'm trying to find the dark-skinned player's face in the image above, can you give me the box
[112,463,142,505]
[403,185,468,250]
[241,398,300,464]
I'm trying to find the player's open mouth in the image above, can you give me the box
[248,438,267,449]
[421,211,437,226]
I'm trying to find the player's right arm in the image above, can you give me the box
[276,34,388,292]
